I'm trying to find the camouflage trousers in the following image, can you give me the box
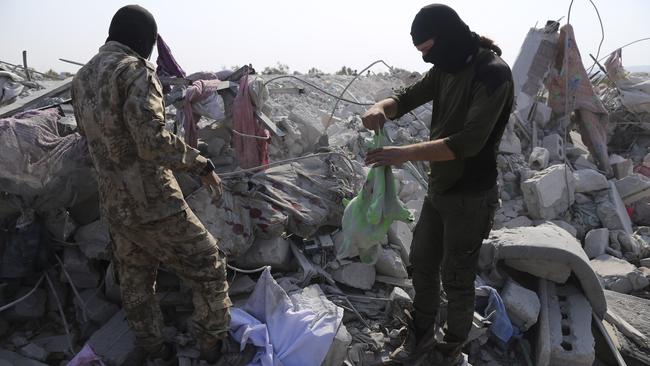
[110,207,232,353]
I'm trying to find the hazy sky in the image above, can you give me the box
[1,0,649,75]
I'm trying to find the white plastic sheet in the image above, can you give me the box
[230,268,342,366]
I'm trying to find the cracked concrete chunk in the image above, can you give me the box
[521,164,575,220]
[590,254,649,294]
[583,228,609,259]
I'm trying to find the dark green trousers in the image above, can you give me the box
[409,185,498,357]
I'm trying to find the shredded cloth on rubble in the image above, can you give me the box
[0,108,96,211]
[337,130,414,263]
[182,79,222,147]
[155,33,186,93]
[233,74,270,169]
[187,152,360,258]
[230,267,343,366]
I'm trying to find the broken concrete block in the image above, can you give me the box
[529,147,550,170]
[574,155,598,171]
[322,323,352,366]
[590,254,649,293]
[76,289,120,325]
[104,263,121,304]
[498,123,521,154]
[573,169,608,193]
[615,174,650,205]
[19,343,48,362]
[633,197,650,226]
[0,349,48,366]
[549,220,578,237]
[331,262,376,290]
[521,164,575,220]
[5,288,46,321]
[542,134,564,161]
[596,181,633,234]
[612,159,633,179]
[502,216,533,228]
[501,279,540,331]
[235,236,294,272]
[480,225,606,317]
[535,279,551,366]
[33,334,74,354]
[640,257,650,268]
[375,247,408,279]
[88,310,142,366]
[388,221,413,267]
[548,284,595,366]
[61,246,100,288]
[74,220,111,260]
[583,228,609,259]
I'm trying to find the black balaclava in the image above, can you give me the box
[106,5,157,59]
[410,4,478,73]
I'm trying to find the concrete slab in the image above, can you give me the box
[0,350,48,366]
[74,220,111,260]
[61,246,100,289]
[590,254,649,294]
[542,134,564,161]
[480,225,607,317]
[88,310,142,366]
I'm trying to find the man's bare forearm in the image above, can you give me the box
[403,139,456,162]
[377,98,398,119]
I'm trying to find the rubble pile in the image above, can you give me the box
[1,21,650,366]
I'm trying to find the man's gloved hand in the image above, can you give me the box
[201,171,223,204]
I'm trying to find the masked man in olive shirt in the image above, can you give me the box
[362,4,514,365]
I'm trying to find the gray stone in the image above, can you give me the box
[375,247,408,279]
[61,246,100,288]
[542,134,564,161]
[89,310,143,366]
[612,159,633,179]
[574,155,598,171]
[590,254,649,293]
[388,221,413,267]
[74,220,111,260]
[521,164,575,220]
[640,257,650,268]
[501,279,540,331]
[633,197,650,226]
[33,335,74,354]
[0,350,48,366]
[236,236,294,272]
[529,147,550,170]
[5,288,46,321]
[19,343,48,362]
[596,181,633,234]
[549,220,578,237]
[331,262,376,290]
[573,169,608,193]
[480,225,606,317]
[583,228,609,259]
[502,216,533,228]
[76,289,120,325]
[548,284,595,366]
[615,174,650,205]
[498,122,521,154]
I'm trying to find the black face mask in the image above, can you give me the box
[106,5,157,59]
[411,4,478,73]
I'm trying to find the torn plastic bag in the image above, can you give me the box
[337,130,414,263]
[475,286,516,346]
[230,267,342,366]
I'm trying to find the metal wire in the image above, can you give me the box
[263,75,373,106]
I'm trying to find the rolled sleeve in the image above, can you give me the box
[390,69,436,119]
[444,81,513,159]
[122,67,207,175]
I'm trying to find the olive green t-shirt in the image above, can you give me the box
[391,47,514,194]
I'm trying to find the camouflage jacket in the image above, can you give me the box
[72,41,208,226]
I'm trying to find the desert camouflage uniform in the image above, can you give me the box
[71,41,231,353]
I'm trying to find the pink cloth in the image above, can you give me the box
[183,79,221,147]
[66,343,106,366]
[233,75,270,169]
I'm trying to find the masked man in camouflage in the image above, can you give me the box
[71,5,230,363]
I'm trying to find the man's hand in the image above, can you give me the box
[365,146,410,166]
[361,105,387,132]
[201,171,223,203]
